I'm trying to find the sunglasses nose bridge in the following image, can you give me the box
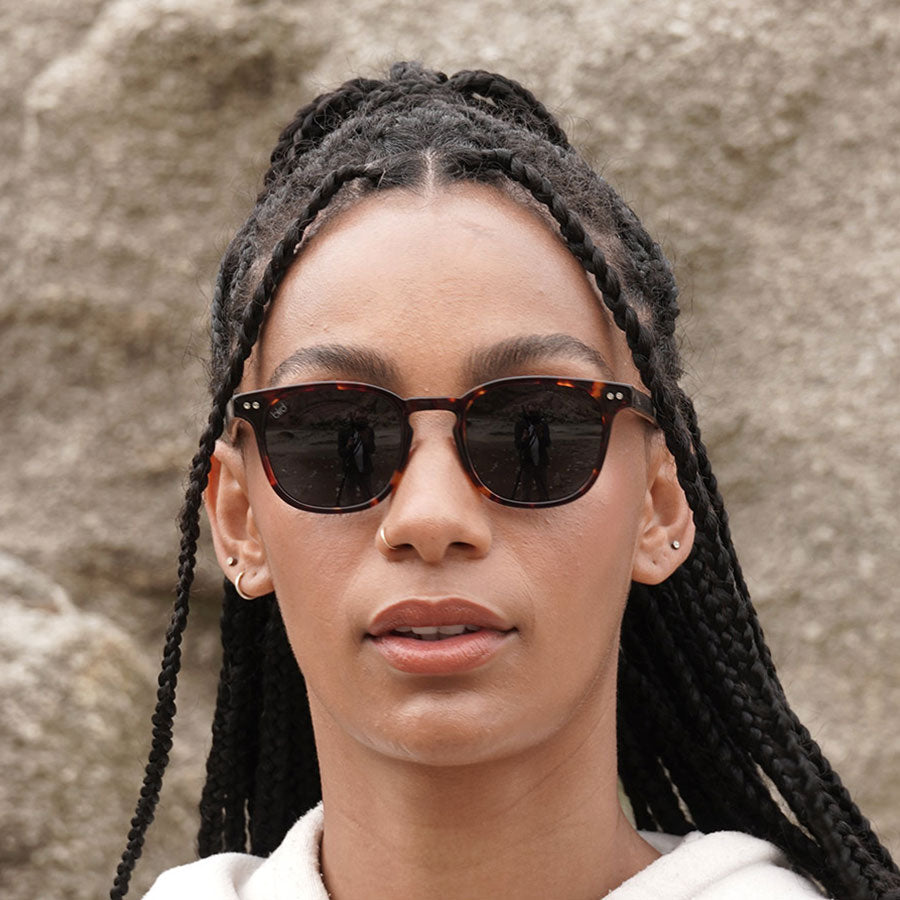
[403,396,462,414]
[399,396,471,481]
[402,396,465,437]
[403,401,464,442]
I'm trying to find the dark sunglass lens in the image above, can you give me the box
[262,386,404,509]
[464,381,607,503]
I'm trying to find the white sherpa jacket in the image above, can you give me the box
[144,804,827,899]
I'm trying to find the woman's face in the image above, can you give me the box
[212,183,691,767]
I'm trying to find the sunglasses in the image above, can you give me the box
[226,376,656,513]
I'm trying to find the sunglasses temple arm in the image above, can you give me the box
[632,389,657,425]
[223,399,242,439]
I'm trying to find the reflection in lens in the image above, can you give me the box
[264,387,404,508]
[465,382,606,502]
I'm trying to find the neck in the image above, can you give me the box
[311,690,659,900]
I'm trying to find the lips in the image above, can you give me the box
[367,598,513,637]
[366,599,515,674]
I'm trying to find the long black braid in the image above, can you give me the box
[112,62,900,899]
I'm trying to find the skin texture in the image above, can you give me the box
[205,184,695,899]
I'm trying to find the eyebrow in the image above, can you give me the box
[269,344,400,387]
[464,334,614,384]
[268,333,612,390]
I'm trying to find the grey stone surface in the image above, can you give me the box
[0,553,203,899]
[1,0,897,894]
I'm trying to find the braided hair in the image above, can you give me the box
[111,62,900,900]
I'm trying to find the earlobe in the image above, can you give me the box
[205,440,273,597]
[631,445,696,586]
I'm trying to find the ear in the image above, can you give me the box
[631,437,695,585]
[204,440,274,598]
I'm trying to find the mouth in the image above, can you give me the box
[366,597,514,638]
[366,599,516,674]
[388,624,484,641]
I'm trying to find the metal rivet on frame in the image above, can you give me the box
[615,392,624,400]
[252,401,261,409]
[606,392,615,400]
[242,401,251,410]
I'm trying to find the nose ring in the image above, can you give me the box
[379,524,399,551]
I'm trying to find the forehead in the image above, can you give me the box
[253,183,628,393]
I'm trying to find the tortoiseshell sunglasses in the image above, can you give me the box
[226,375,656,513]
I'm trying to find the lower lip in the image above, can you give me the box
[368,630,513,674]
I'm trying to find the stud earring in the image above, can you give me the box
[671,540,681,550]
[234,571,254,600]
[226,556,237,567]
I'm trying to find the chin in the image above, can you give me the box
[376,726,528,769]
[355,692,559,769]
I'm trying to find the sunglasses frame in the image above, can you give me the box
[226,375,657,513]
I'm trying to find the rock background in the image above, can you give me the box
[1,0,897,896]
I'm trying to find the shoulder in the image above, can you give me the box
[142,805,328,900]
[607,830,829,899]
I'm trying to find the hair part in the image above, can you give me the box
[111,62,900,900]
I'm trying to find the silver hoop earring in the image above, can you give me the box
[234,570,254,600]
[379,524,399,552]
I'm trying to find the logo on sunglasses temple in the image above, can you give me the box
[229,376,656,513]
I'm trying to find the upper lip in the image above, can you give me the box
[366,598,514,637]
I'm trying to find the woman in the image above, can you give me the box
[111,63,900,899]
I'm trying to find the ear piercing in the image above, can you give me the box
[671,540,681,550]
[379,524,399,551]
[234,571,255,600]
[227,557,251,598]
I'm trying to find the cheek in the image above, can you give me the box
[267,526,364,609]
[527,454,647,597]
[246,466,369,640]
[515,451,647,653]
[259,511,376,719]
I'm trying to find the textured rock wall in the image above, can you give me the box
[1,0,897,896]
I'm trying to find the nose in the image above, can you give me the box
[377,411,492,564]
